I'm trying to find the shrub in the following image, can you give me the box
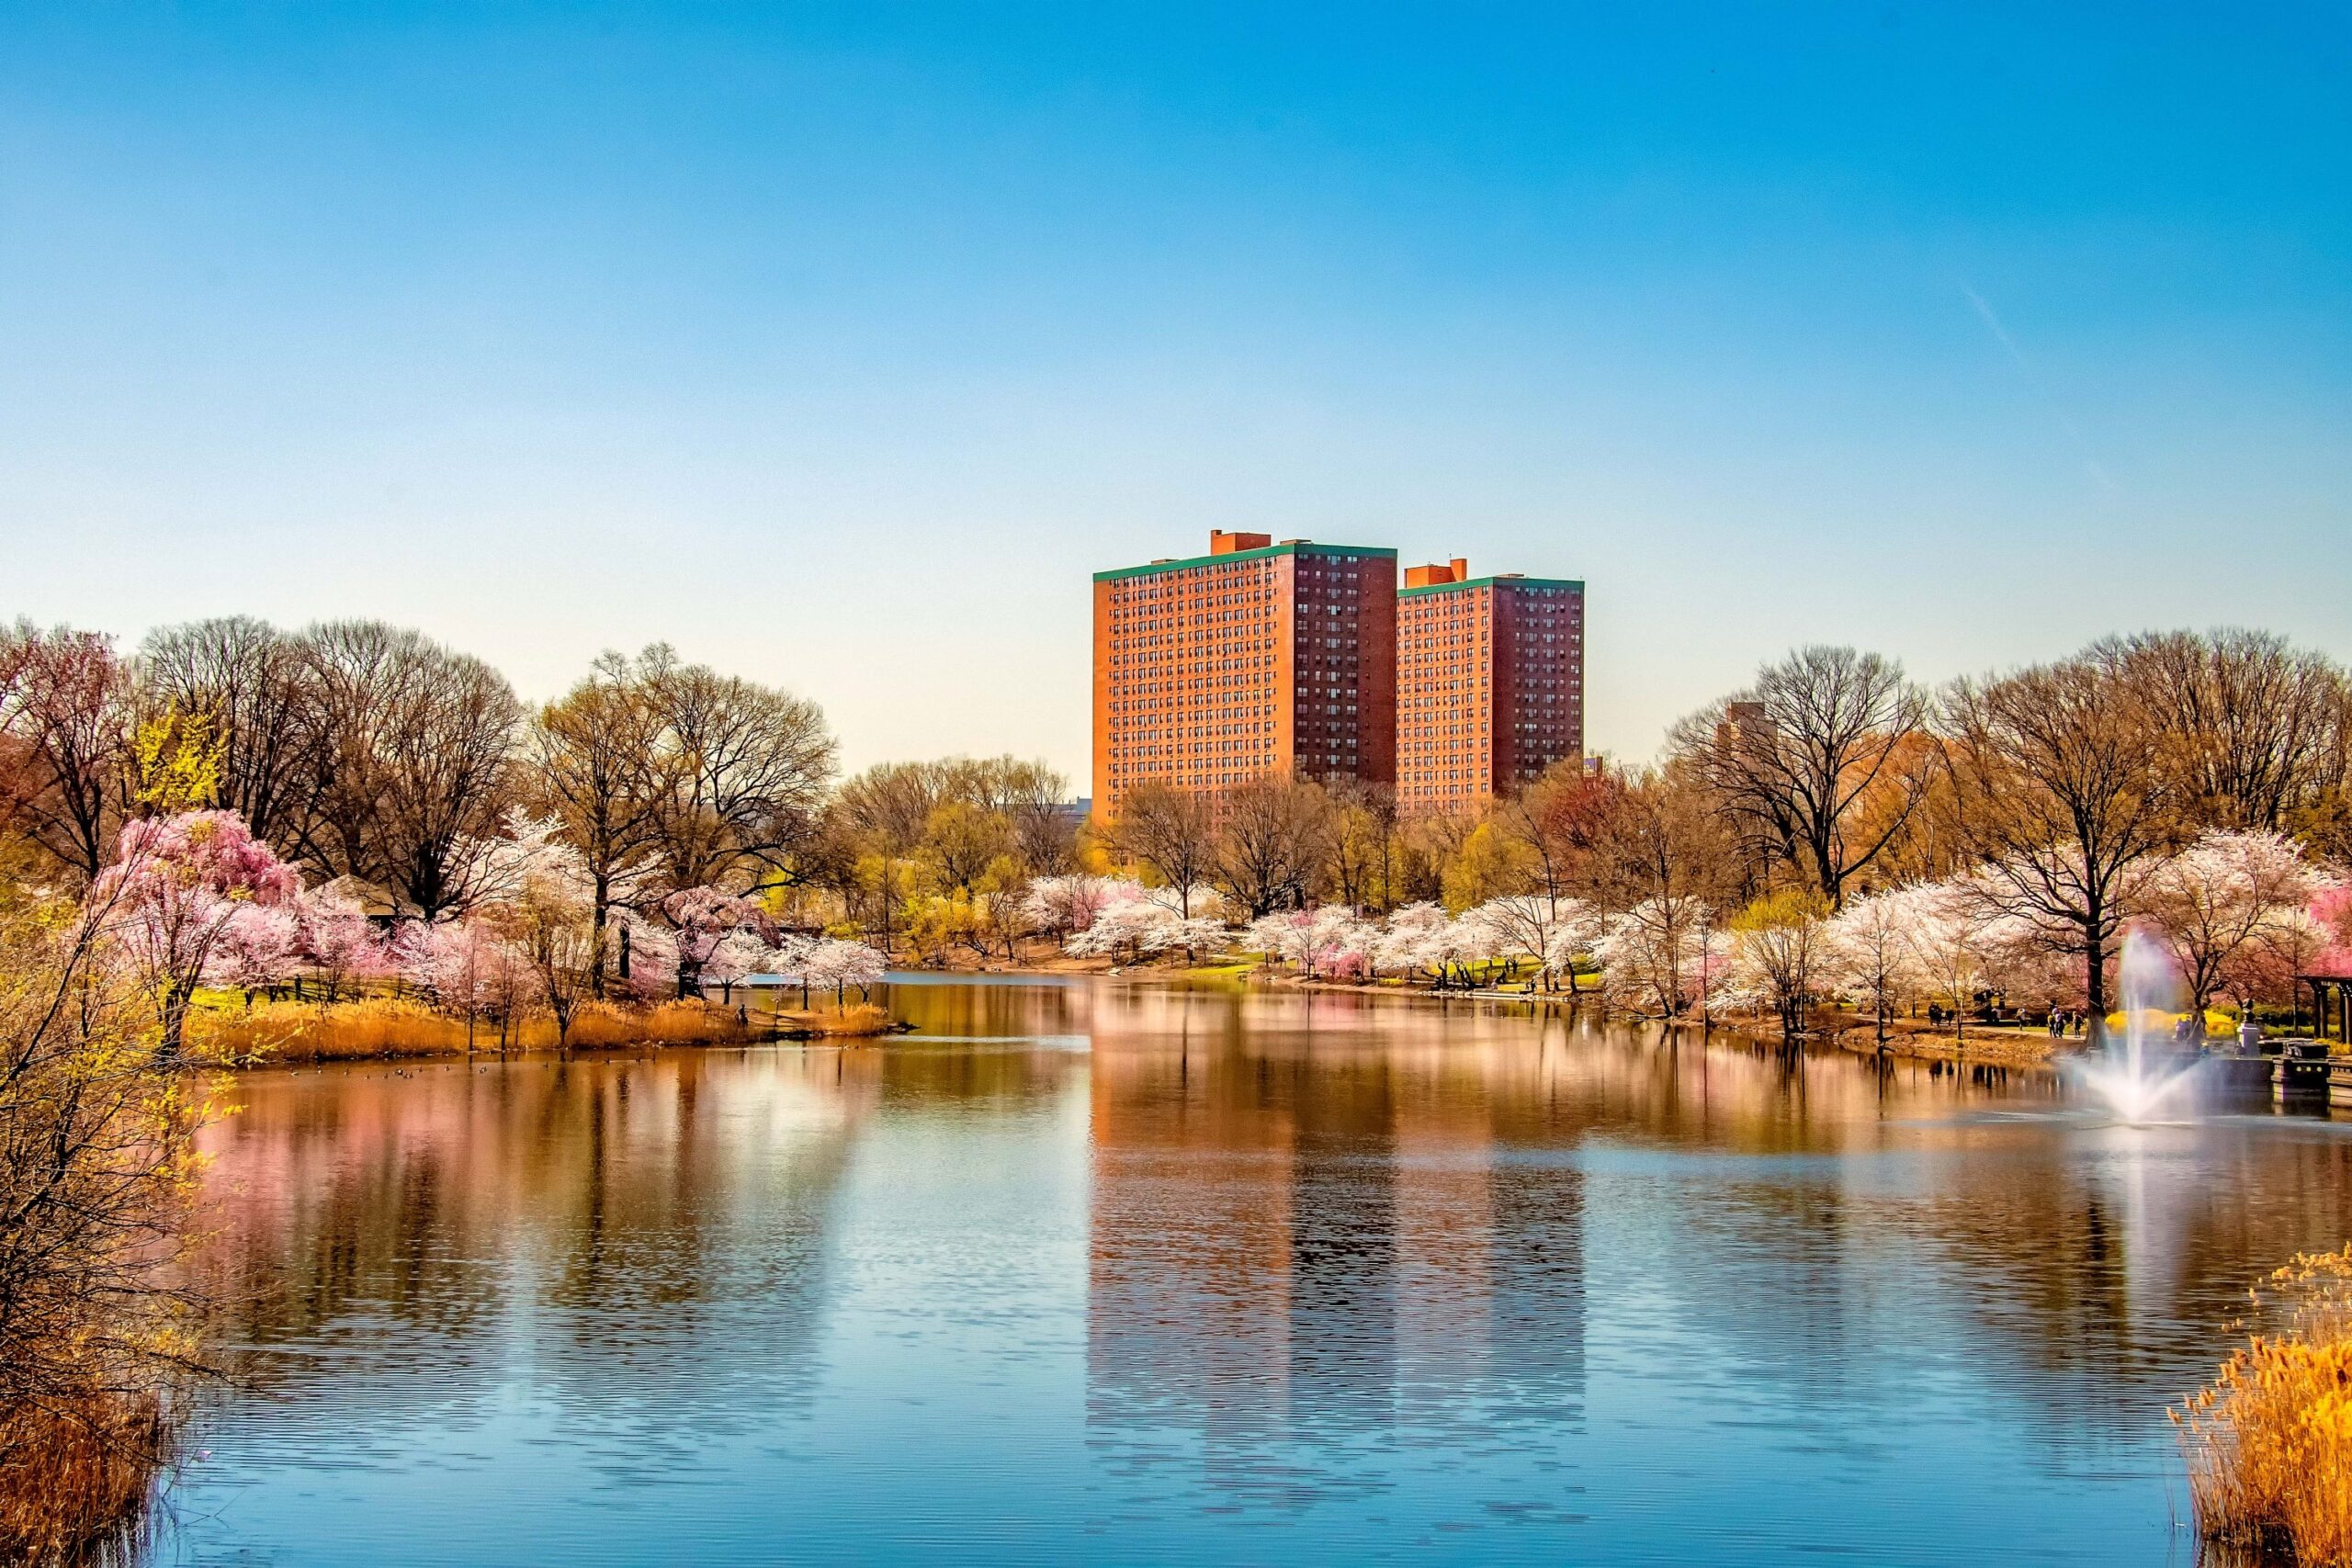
[0,893,203,1563]
[2176,1247,2352,1564]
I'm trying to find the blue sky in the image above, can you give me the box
[2,3,2346,782]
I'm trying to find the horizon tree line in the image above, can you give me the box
[7,614,2351,1020]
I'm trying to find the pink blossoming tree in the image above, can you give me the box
[662,886,776,998]
[92,809,301,1056]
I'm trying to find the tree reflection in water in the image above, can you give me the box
[169,979,2352,1566]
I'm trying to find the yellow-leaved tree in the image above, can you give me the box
[0,878,218,1562]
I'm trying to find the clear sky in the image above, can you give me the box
[2,3,2346,785]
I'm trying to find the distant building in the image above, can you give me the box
[1091,531,1397,819]
[1395,559,1585,814]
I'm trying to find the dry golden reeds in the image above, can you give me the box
[784,1002,892,1038]
[0,1393,171,1566]
[187,995,894,1064]
[562,1000,752,1048]
[190,998,471,1062]
[2176,1247,2352,1564]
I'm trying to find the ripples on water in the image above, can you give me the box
[162,981,2352,1565]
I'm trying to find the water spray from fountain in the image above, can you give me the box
[2065,927,2206,1123]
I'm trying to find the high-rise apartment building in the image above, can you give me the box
[1396,559,1585,814]
[1091,532,1397,819]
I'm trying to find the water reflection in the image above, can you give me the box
[168,980,2352,1566]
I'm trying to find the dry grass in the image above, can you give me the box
[565,1000,752,1048]
[2177,1247,2352,1564]
[189,996,894,1063]
[782,1002,893,1038]
[193,998,469,1061]
[0,1393,170,1566]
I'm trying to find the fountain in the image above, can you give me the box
[2066,927,2207,1123]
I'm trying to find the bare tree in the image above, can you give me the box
[1577,761,1740,917]
[1942,658,2172,1021]
[1581,763,1739,1017]
[0,624,132,884]
[1325,782,1401,912]
[138,616,326,852]
[2093,628,2349,832]
[1107,782,1218,917]
[1670,646,1935,908]
[994,760,1080,875]
[299,622,523,919]
[1216,774,1331,918]
[834,760,949,948]
[922,799,1014,895]
[0,879,208,1525]
[641,647,837,895]
[526,652,666,995]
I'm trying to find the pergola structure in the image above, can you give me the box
[2299,963,2352,1047]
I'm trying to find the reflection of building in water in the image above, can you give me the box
[1285,1050,1398,1436]
[1085,1001,1299,1461]
[1085,993,1587,1489]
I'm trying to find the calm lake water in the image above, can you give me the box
[160,978,2352,1565]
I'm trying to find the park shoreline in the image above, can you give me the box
[188,996,904,1067]
[907,953,2081,1068]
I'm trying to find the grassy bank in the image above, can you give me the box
[2177,1247,2352,1564]
[190,998,896,1064]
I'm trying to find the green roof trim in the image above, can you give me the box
[1092,542,1398,583]
[1397,575,1585,599]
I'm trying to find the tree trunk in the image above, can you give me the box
[590,878,610,999]
[159,989,191,1062]
[2083,911,2112,1039]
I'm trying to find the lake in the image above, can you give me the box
[162,978,2352,1565]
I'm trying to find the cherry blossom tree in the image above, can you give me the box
[1593,897,1713,1017]
[1826,888,1915,1043]
[476,816,603,1043]
[296,883,393,1003]
[1017,875,1119,951]
[1691,918,1739,1026]
[2308,884,2352,976]
[662,885,776,998]
[1167,913,1232,962]
[607,911,681,1004]
[701,929,771,1004]
[803,938,886,1006]
[1539,903,1610,998]
[92,809,301,1057]
[1884,878,2001,1043]
[207,903,300,1005]
[761,933,817,1009]
[399,918,540,1051]
[1390,903,1496,989]
[2142,829,2323,1014]
[1069,897,1182,962]
[1246,907,1375,980]
[1372,903,1453,984]
[1726,889,1831,1040]
[1470,894,1600,993]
